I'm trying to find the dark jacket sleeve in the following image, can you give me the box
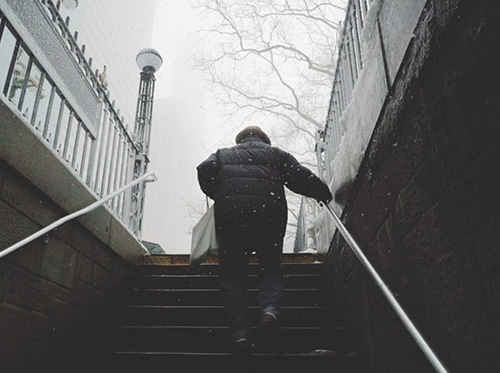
[197,153,219,200]
[281,152,332,203]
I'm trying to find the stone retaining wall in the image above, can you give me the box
[0,158,131,372]
[325,1,500,371]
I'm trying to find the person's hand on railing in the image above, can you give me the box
[315,188,333,205]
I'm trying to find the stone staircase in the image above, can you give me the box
[55,255,358,372]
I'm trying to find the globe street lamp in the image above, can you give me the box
[129,48,162,238]
[136,48,163,74]
[133,48,163,155]
[62,0,79,9]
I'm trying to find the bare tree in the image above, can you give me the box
[194,0,346,166]
[193,0,346,249]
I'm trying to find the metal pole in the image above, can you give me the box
[321,202,448,373]
[0,173,157,260]
[129,49,162,236]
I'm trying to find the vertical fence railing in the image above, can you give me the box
[317,0,375,185]
[0,16,97,180]
[293,197,308,253]
[0,2,141,234]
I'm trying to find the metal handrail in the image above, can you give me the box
[320,202,448,373]
[0,172,157,260]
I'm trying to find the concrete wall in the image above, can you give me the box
[0,158,131,372]
[325,0,500,371]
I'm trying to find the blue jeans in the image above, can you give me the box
[216,214,285,341]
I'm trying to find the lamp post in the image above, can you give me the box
[129,48,162,237]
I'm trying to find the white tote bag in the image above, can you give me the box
[190,204,219,266]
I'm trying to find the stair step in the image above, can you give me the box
[74,325,346,354]
[119,288,330,307]
[142,253,322,266]
[106,305,341,327]
[54,350,358,373]
[133,263,325,276]
[53,260,357,371]
[125,273,325,289]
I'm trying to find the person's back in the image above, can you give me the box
[210,139,289,233]
[198,128,331,226]
[197,126,332,355]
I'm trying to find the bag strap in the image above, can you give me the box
[206,150,219,212]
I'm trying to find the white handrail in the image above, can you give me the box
[321,202,448,373]
[0,173,157,260]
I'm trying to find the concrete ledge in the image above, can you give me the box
[142,253,323,266]
[0,95,146,264]
[379,0,427,86]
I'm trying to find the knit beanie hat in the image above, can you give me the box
[235,126,271,145]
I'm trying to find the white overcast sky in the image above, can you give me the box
[56,0,313,253]
[142,0,330,253]
[142,0,230,253]
[142,0,338,253]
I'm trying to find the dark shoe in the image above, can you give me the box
[258,313,281,354]
[260,312,278,327]
[232,338,250,356]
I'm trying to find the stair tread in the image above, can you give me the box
[132,273,322,277]
[65,350,346,356]
[125,273,325,289]
[54,261,356,372]
[103,325,341,329]
[125,288,325,291]
[117,304,333,309]
[54,349,358,373]
[133,263,325,276]
[74,323,346,353]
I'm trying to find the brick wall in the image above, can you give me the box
[325,1,500,372]
[0,158,131,372]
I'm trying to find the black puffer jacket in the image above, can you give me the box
[197,137,332,223]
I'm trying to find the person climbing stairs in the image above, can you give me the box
[54,255,359,372]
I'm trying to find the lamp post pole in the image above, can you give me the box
[129,48,162,237]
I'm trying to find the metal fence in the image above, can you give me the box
[294,0,379,253]
[0,1,141,232]
[317,0,375,184]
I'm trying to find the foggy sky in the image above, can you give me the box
[142,1,226,253]
[143,1,305,253]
